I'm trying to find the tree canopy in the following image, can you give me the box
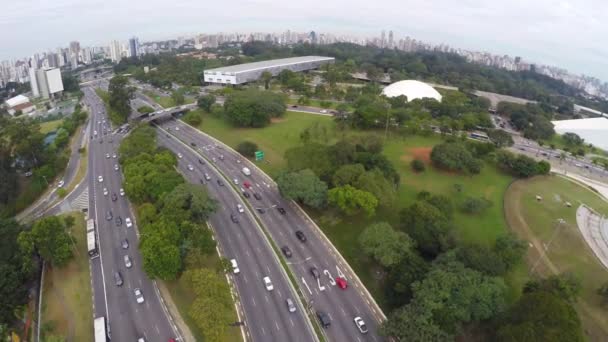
[359,222,414,267]
[18,216,73,267]
[223,89,286,127]
[276,169,328,208]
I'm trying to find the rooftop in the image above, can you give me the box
[6,94,30,107]
[204,56,334,74]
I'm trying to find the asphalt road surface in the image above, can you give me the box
[83,87,178,342]
[157,118,385,342]
[157,132,317,342]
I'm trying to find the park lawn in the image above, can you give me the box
[287,97,352,111]
[164,249,242,342]
[40,212,93,342]
[505,175,608,341]
[40,119,63,134]
[143,90,194,109]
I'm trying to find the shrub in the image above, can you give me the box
[137,105,154,114]
[236,141,258,158]
[430,142,482,174]
[411,159,426,172]
[461,196,493,214]
[182,111,202,126]
[56,188,67,198]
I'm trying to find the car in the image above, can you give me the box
[103,187,108,196]
[217,179,224,186]
[124,255,132,268]
[134,288,145,304]
[111,193,117,201]
[219,154,224,160]
[257,208,265,214]
[114,164,119,171]
[121,239,129,249]
[94,130,98,136]
[230,259,240,274]
[106,210,113,221]
[263,276,274,291]
[177,153,183,159]
[125,217,133,228]
[98,175,103,183]
[354,317,368,334]
[187,164,194,171]
[233,178,239,185]
[317,311,331,328]
[57,180,65,188]
[112,153,117,158]
[198,158,205,165]
[291,105,298,108]
[336,277,347,289]
[320,109,328,114]
[230,214,239,223]
[115,216,122,226]
[204,173,211,181]
[242,191,250,198]
[175,126,180,131]
[243,181,252,189]
[99,139,103,144]
[114,271,123,286]
[119,188,125,196]
[237,204,244,213]
[296,230,307,242]
[281,246,292,258]
[190,142,196,147]
[253,193,262,200]
[310,267,320,279]
[277,207,286,215]
[105,153,110,159]
[286,298,296,313]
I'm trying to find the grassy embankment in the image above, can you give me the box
[192,110,524,309]
[40,120,64,134]
[40,212,93,341]
[505,176,608,341]
[143,90,195,109]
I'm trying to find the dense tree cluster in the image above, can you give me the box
[497,102,555,140]
[495,150,551,177]
[223,89,287,127]
[108,75,135,124]
[18,216,74,267]
[430,142,482,174]
[276,169,328,208]
[235,141,259,158]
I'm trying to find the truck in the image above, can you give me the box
[94,316,108,342]
[242,167,251,176]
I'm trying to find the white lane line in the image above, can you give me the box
[265,295,269,303]
[251,297,256,307]
[275,321,280,331]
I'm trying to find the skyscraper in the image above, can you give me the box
[109,40,122,63]
[29,67,63,99]
[381,30,386,48]
[128,37,139,58]
[388,31,394,49]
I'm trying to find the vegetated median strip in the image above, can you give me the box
[157,124,324,342]
[177,118,387,321]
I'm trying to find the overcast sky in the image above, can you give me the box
[2,0,606,81]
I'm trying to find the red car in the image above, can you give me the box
[243,181,252,189]
[336,277,347,289]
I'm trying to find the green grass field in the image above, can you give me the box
[505,176,608,341]
[143,90,194,109]
[40,212,93,341]
[194,111,524,309]
[40,119,63,134]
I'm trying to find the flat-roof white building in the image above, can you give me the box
[552,117,608,151]
[203,56,335,85]
[29,67,64,99]
[5,94,35,116]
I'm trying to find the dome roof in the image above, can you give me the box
[381,80,442,102]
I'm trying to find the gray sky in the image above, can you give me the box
[2,0,606,81]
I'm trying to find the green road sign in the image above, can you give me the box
[255,151,264,161]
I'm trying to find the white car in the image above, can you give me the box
[177,153,183,159]
[57,180,65,188]
[354,317,368,334]
[112,153,117,158]
[124,255,132,268]
[230,259,240,274]
[237,204,244,213]
[103,187,108,196]
[125,217,133,228]
[98,175,103,183]
[233,178,239,185]
[119,188,125,196]
[204,173,211,181]
[94,130,98,136]
[175,126,180,131]
[114,164,119,171]
[187,164,194,171]
[105,153,110,159]
[134,288,145,304]
[263,276,273,291]
[320,109,328,114]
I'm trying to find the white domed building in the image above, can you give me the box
[381,80,442,102]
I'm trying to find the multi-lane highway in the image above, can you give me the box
[157,132,317,342]
[156,118,386,342]
[83,87,179,342]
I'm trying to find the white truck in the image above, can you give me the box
[242,167,251,176]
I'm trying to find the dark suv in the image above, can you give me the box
[310,267,320,279]
[295,230,307,242]
[317,311,331,328]
[281,246,292,258]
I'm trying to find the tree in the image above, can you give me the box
[137,105,154,114]
[461,196,493,214]
[332,164,365,187]
[182,110,202,126]
[430,142,482,174]
[276,169,328,208]
[381,303,450,342]
[18,216,73,267]
[138,203,158,226]
[359,222,414,267]
[494,234,526,271]
[261,71,272,90]
[223,89,286,127]
[197,94,216,112]
[236,141,258,158]
[386,253,429,307]
[487,129,514,147]
[562,132,584,147]
[171,90,185,106]
[328,185,378,217]
[108,75,135,124]
[355,169,397,208]
[523,273,581,303]
[159,184,218,224]
[400,201,451,257]
[411,159,426,172]
[140,231,182,280]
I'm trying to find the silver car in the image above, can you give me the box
[286,298,296,313]
[124,255,132,268]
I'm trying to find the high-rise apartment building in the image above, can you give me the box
[29,67,63,99]
[128,37,139,58]
[109,40,122,63]
[388,31,394,49]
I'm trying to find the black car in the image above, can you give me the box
[198,158,205,165]
[114,271,123,287]
[106,210,113,221]
[310,267,320,279]
[281,246,292,258]
[317,311,331,328]
[295,230,307,242]
[253,193,262,200]
[230,214,239,223]
[199,179,205,185]
[217,179,224,186]
[257,208,265,214]
[190,142,196,147]
[277,207,286,215]
[115,216,122,226]
[111,193,117,202]
[242,191,251,198]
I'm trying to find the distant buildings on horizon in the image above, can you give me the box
[1,29,607,99]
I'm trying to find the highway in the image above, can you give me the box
[156,118,386,342]
[157,131,317,342]
[82,87,179,342]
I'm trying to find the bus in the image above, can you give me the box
[94,316,109,342]
[86,219,98,257]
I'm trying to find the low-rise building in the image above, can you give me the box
[5,94,35,116]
